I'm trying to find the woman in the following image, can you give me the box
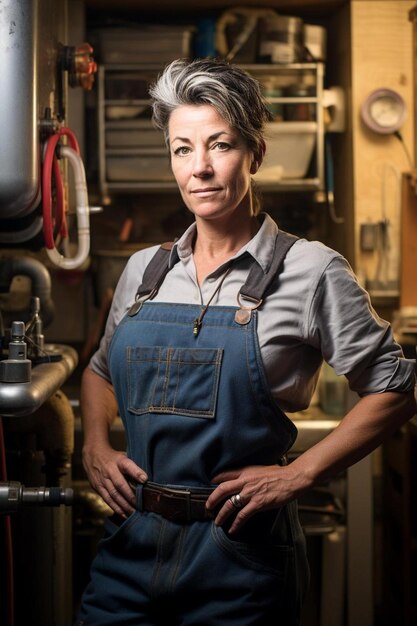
[78,59,416,625]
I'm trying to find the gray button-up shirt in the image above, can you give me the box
[90,213,415,413]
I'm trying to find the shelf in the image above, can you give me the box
[240,62,324,73]
[105,98,150,106]
[105,119,153,128]
[85,0,345,12]
[97,62,326,201]
[105,147,167,155]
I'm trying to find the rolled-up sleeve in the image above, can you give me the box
[308,256,416,395]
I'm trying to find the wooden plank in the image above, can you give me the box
[85,0,345,11]
[351,1,414,283]
[400,173,417,307]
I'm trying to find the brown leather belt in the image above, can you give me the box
[142,482,215,523]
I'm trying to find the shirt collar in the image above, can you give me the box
[169,212,279,274]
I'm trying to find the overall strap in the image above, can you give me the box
[235,230,298,325]
[127,231,298,321]
[127,241,174,316]
[136,241,175,299]
[239,230,298,302]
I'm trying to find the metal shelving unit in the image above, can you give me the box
[97,62,325,202]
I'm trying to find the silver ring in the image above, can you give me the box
[230,493,243,509]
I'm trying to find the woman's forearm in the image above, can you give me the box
[207,390,416,533]
[80,365,147,515]
[290,390,417,491]
[80,366,119,450]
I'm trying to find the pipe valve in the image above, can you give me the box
[60,43,97,90]
[0,481,73,514]
[0,321,31,383]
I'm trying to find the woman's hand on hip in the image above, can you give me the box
[206,464,307,534]
[82,443,148,517]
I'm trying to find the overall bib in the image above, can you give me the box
[79,235,309,626]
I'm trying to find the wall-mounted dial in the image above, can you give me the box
[361,88,407,134]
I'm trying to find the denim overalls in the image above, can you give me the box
[78,233,309,625]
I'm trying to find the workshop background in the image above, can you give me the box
[0,1,416,625]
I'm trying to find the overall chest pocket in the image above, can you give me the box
[127,346,223,418]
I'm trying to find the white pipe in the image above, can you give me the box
[46,146,90,270]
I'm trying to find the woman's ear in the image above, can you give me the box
[250,159,258,175]
[250,140,266,174]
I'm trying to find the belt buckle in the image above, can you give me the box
[162,487,191,522]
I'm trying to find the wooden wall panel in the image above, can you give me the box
[351,1,415,291]
[400,173,417,307]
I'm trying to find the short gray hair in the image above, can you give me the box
[149,58,272,158]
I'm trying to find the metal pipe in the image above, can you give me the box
[0,216,43,244]
[0,481,73,514]
[13,388,76,478]
[0,0,40,218]
[0,344,78,417]
[0,256,55,327]
[45,145,90,270]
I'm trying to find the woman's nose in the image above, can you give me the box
[192,150,213,177]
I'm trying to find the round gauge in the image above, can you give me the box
[361,88,407,134]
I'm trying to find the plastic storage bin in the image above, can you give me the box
[254,121,317,181]
[99,27,195,64]
[106,152,174,182]
[106,121,166,148]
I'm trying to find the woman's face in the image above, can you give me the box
[168,104,258,222]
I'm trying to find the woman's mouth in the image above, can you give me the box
[191,187,222,197]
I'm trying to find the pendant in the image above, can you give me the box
[193,318,202,337]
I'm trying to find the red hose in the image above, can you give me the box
[52,154,67,239]
[42,134,60,249]
[0,418,14,626]
[58,127,80,153]
[42,127,81,249]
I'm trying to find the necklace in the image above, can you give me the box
[193,263,234,337]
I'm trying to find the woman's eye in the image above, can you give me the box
[173,146,191,156]
[213,142,230,151]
